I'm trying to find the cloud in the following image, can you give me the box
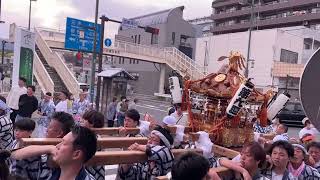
[110,0,185,9]
[2,0,78,29]
[33,0,79,28]
[109,0,212,19]
[0,0,212,38]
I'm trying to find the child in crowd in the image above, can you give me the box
[80,110,104,129]
[79,110,105,180]
[218,142,269,180]
[262,140,295,179]
[171,152,221,180]
[11,118,35,149]
[118,126,174,180]
[10,118,35,176]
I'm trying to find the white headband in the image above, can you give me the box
[151,130,171,148]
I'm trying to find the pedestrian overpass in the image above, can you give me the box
[33,28,206,97]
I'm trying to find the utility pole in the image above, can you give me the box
[204,41,209,74]
[90,0,99,106]
[1,40,7,64]
[94,16,159,110]
[95,15,107,111]
[28,0,37,30]
[0,0,5,23]
[244,0,255,78]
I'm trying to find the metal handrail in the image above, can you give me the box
[34,53,54,93]
[35,27,206,82]
[35,28,80,96]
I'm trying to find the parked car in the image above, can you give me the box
[277,101,306,127]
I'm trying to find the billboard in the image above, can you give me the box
[65,17,101,52]
[12,27,35,86]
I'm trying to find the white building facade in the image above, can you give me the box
[195,28,319,99]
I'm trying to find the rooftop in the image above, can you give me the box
[97,68,135,79]
[129,6,185,26]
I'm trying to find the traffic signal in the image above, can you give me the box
[144,26,159,35]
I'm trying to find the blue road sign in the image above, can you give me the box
[65,17,101,52]
[121,18,138,30]
[104,38,112,47]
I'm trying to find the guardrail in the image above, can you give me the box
[114,40,165,59]
[36,28,206,82]
[35,28,80,96]
[33,53,54,93]
[164,47,205,80]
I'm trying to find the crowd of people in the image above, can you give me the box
[0,77,320,179]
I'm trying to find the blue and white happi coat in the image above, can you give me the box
[38,100,55,128]
[72,99,90,116]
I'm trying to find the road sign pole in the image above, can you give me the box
[90,0,99,106]
[95,15,106,111]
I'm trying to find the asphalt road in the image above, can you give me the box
[130,94,305,139]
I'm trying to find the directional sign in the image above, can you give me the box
[121,18,139,30]
[65,17,101,52]
[104,38,112,47]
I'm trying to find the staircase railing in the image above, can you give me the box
[164,47,205,80]
[36,27,206,83]
[34,53,55,94]
[114,41,165,59]
[35,28,80,96]
[114,41,205,80]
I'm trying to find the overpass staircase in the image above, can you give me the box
[34,28,207,97]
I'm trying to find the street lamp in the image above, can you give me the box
[239,0,255,78]
[28,0,37,30]
[0,0,5,23]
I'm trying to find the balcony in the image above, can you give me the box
[212,12,320,34]
[272,61,304,78]
[212,0,320,21]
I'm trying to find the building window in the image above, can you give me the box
[134,35,137,43]
[118,59,121,64]
[122,59,125,64]
[172,32,175,45]
[138,35,141,44]
[304,43,311,50]
[129,59,132,64]
[136,60,139,64]
[280,49,298,64]
[151,34,158,44]
[180,35,187,44]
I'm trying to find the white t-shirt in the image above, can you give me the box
[55,100,68,113]
[273,133,289,142]
[7,86,27,110]
[272,171,284,180]
[171,112,188,126]
[139,120,151,137]
[299,127,319,139]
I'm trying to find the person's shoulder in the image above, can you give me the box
[20,94,27,97]
[84,169,96,180]
[305,165,320,177]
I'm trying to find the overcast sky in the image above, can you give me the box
[0,0,213,39]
